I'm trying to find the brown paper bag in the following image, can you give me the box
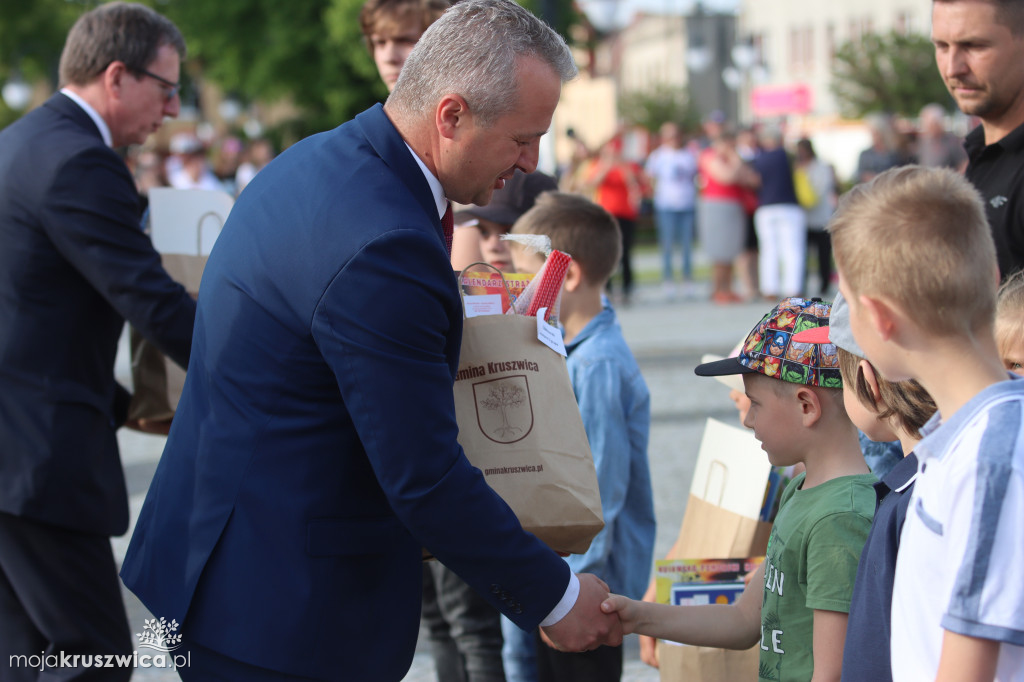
[127,254,206,421]
[451,312,604,556]
[128,195,226,421]
[656,418,774,682]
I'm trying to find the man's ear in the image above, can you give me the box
[436,94,469,141]
[794,385,823,427]
[858,359,883,403]
[563,260,583,293]
[104,60,128,100]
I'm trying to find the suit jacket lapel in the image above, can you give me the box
[354,104,444,244]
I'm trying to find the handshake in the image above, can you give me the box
[539,573,625,652]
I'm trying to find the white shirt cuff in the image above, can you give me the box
[539,573,579,627]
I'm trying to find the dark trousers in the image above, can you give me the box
[534,630,622,682]
[806,228,833,295]
[421,562,506,682]
[0,512,132,682]
[608,217,636,298]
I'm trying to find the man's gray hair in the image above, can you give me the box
[388,0,577,126]
[59,2,185,88]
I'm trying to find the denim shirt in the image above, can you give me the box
[563,305,656,600]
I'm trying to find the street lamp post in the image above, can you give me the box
[2,73,32,112]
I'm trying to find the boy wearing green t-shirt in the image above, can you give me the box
[602,297,876,682]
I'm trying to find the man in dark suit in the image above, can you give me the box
[0,4,196,680]
[121,0,622,679]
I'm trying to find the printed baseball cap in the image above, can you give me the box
[791,291,865,357]
[695,297,842,388]
[455,170,558,227]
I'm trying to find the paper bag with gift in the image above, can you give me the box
[448,263,603,556]
[656,417,774,682]
[128,188,232,421]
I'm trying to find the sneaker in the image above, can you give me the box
[662,281,677,300]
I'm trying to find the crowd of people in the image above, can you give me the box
[0,0,1022,681]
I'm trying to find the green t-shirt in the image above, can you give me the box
[758,472,876,682]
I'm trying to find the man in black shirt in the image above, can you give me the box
[933,0,1024,279]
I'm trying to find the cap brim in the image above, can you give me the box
[792,325,831,344]
[701,354,746,392]
[694,356,756,378]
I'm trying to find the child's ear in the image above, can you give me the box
[563,261,584,293]
[858,293,898,341]
[794,386,823,427]
[858,360,883,403]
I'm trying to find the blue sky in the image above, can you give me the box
[578,0,739,30]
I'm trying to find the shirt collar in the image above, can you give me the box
[564,303,616,354]
[404,141,446,220]
[964,119,1024,161]
[60,88,112,148]
[916,373,1024,461]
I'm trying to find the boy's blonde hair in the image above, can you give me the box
[836,347,937,440]
[996,270,1024,357]
[829,165,997,336]
[510,192,622,287]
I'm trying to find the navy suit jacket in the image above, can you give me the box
[121,104,570,680]
[0,93,195,536]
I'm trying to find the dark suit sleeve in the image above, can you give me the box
[39,146,195,369]
[311,227,571,630]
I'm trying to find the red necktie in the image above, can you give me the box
[442,201,454,257]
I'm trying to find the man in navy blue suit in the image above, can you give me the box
[121,0,623,679]
[0,3,196,680]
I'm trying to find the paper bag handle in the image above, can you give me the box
[456,261,516,319]
[701,460,728,507]
[195,210,225,255]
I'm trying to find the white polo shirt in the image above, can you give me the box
[891,376,1024,681]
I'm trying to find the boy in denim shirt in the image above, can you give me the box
[509,192,656,682]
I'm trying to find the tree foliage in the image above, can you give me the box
[0,0,584,139]
[830,30,952,118]
[617,84,702,135]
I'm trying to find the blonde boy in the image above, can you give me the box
[602,296,876,682]
[829,165,1024,681]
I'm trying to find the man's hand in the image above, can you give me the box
[540,573,622,652]
[123,418,173,435]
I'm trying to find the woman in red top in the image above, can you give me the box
[586,137,649,303]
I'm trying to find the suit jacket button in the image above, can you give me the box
[514,607,523,614]
[491,585,501,594]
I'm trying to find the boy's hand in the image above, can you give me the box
[638,581,660,668]
[600,594,640,635]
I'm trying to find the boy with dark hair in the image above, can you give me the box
[602,297,876,682]
[830,165,1024,680]
[509,192,656,682]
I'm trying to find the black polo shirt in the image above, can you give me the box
[964,121,1024,279]
[840,453,918,682]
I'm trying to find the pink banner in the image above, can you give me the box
[751,84,813,116]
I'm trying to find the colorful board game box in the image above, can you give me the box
[655,557,765,607]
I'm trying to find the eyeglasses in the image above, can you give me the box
[135,68,181,101]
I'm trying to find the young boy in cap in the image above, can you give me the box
[601,297,876,682]
[793,292,937,681]
[829,165,1024,680]
[452,169,558,273]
